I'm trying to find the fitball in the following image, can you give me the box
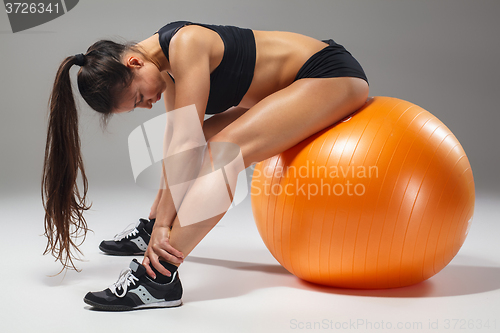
[251,96,475,289]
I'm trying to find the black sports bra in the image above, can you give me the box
[156,21,256,114]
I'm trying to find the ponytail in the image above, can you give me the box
[42,55,91,272]
[42,40,137,272]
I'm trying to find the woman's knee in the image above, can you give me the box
[202,119,218,141]
[207,129,256,168]
[202,107,248,141]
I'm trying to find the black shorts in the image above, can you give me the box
[294,39,368,84]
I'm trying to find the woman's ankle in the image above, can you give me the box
[150,261,179,284]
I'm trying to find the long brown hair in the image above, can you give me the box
[42,40,139,271]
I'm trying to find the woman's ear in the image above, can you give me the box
[124,55,144,69]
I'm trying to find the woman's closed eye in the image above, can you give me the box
[134,94,143,108]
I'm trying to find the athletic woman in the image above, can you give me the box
[42,21,369,311]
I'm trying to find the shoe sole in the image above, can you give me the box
[84,297,182,311]
[99,244,145,256]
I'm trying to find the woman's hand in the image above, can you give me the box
[142,226,184,278]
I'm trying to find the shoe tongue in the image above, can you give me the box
[137,218,149,229]
[130,259,146,276]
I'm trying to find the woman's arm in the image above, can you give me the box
[155,27,213,227]
[149,70,175,220]
[150,27,212,220]
[143,27,214,277]
[169,25,212,124]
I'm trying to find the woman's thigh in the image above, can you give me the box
[209,77,369,167]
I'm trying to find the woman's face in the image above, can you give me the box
[114,55,167,113]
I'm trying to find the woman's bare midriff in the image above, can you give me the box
[237,30,329,108]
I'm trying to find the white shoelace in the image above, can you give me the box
[113,222,140,241]
[109,268,139,298]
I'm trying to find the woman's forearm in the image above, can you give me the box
[156,140,210,227]
[153,161,179,229]
[149,187,163,220]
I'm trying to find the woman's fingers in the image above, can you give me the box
[162,242,184,263]
[142,226,185,278]
[154,244,184,265]
[150,253,172,277]
[142,256,157,279]
[143,250,172,278]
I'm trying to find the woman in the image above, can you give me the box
[43,21,369,311]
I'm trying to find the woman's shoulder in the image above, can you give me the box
[156,21,192,35]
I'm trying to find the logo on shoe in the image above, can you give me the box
[129,286,165,304]
[130,237,148,252]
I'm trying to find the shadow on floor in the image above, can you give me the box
[39,254,500,303]
[185,256,500,300]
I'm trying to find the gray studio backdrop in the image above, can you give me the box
[1,0,499,201]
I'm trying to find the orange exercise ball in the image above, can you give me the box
[251,96,475,289]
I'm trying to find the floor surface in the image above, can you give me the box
[1,182,499,333]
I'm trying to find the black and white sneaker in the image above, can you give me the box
[99,218,153,255]
[84,259,183,311]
